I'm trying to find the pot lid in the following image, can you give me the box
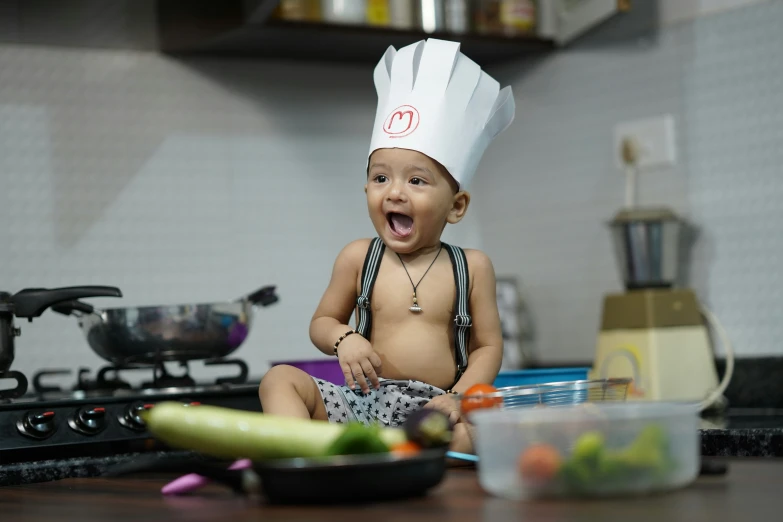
[609,206,681,224]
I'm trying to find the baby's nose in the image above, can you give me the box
[387,182,408,201]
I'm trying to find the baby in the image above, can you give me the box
[258,38,515,454]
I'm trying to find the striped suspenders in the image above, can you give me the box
[355,237,385,340]
[354,238,471,382]
[443,243,471,381]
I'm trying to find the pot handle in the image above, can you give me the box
[51,300,96,316]
[11,286,121,319]
[244,286,279,307]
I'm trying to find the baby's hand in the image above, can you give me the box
[336,334,382,393]
[424,394,461,425]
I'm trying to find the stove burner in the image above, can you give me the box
[33,370,72,394]
[31,357,250,398]
[205,358,249,385]
[92,367,133,391]
[33,367,133,397]
[141,363,195,389]
[0,370,28,400]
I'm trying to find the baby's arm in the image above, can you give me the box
[309,239,368,356]
[449,250,504,393]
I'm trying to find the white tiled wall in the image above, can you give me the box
[1,1,781,384]
[0,42,484,383]
[476,0,783,363]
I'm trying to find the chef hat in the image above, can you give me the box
[367,38,516,190]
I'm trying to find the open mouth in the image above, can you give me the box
[386,212,413,238]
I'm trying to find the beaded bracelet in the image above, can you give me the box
[333,329,355,355]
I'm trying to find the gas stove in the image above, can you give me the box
[0,358,261,465]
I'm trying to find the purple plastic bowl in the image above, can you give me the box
[270,359,345,386]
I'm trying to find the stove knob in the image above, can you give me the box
[68,406,107,435]
[17,411,57,440]
[119,402,153,432]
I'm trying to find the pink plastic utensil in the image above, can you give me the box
[161,459,252,495]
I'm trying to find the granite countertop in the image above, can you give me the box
[4,354,783,489]
[7,462,783,521]
[0,413,780,488]
[700,411,783,458]
[0,451,205,488]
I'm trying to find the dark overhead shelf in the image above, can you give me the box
[178,20,553,65]
[156,1,556,66]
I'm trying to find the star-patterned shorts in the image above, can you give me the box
[312,377,446,427]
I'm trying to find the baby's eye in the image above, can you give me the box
[373,174,388,183]
[409,177,425,185]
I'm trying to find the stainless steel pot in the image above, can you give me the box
[53,286,278,366]
[608,207,684,290]
[0,285,124,398]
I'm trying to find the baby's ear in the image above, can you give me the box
[447,191,471,224]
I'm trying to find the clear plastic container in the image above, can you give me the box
[469,402,701,500]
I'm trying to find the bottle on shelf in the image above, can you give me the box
[413,0,446,33]
[321,0,367,24]
[499,0,536,36]
[366,0,390,26]
[274,0,322,22]
[474,0,503,35]
[389,0,415,29]
[445,0,470,34]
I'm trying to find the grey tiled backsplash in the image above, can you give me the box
[1,2,782,382]
[476,1,783,364]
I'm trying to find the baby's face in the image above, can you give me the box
[365,148,464,254]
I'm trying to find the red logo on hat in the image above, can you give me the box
[383,105,419,138]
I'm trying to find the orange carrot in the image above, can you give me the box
[391,440,422,457]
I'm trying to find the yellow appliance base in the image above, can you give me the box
[591,326,719,403]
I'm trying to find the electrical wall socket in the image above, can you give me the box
[613,114,677,171]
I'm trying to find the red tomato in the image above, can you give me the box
[518,444,562,483]
[460,383,503,414]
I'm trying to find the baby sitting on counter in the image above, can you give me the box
[258,37,516,455]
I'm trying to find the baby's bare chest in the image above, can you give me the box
[356,255,457,323]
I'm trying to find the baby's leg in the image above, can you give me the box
[257,365,328,421]
[450,420,475,454]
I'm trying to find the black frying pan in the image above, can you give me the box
[105,448,448,505]
[254,448,448,504]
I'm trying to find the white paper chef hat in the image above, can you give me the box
[367,38,515,190]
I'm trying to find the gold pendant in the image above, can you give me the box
[410,292,422,313]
